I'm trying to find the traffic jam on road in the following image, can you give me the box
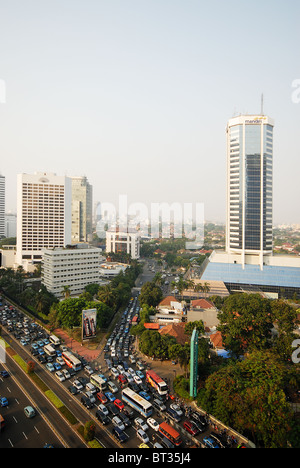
[0,296,242,449]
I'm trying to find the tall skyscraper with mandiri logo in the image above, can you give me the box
[226,114,274,270]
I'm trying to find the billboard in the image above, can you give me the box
[82,309,97,340]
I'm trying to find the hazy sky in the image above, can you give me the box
[0,0,299,224]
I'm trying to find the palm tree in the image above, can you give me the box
[62,285,71,299]
[194,283,204,295]
[98,285,117,308]
[202,282,210,298]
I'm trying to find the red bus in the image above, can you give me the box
[159,422,182,446]
[61,351,82,372]
[146,370,168,395]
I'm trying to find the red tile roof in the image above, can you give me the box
[191,299,215,309]
[158,322,189,345]
[159,296,179,307]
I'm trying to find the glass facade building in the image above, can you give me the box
[226,115,274,268]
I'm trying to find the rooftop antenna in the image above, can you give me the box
[261,93,264,115]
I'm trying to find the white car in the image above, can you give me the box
[134,375,142,385]
[110,367,119,379]
[73,379,83,391]
[136,429,149,444]
[124,372,134,383]
[56,357,65,366]
[86,382,96,394]
[147,417,159,431]
[62,368,71,379]
[112,416,125,431]
[134,417,149,432]
[98,403,108,416]
[170,403,183,417]
[55,371,65,382]
[128,367,136,376]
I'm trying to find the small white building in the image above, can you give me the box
[42,244,104,298]
[106,228,140,259]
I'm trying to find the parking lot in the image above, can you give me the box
[0,295,245,449]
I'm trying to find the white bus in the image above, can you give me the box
[44,344,56,357]
[49,335,60,346]
[61,351,82,372]
[122,388,153,418]
[90,374,107,391]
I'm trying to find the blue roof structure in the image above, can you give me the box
[201,261,300,289]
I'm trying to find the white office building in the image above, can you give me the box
[0,175,5,239]
[106,228,140,259]
[42,244,104,298]
[226,114,274,269]
[16,172,72,271]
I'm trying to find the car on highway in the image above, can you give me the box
[139,391,151,401]
[24,406,36,418]
[147,417,159,431]
[96,392,108,404]
[136,428,149,444]
[46,363,55,372]
[134,417,149,432]
[55,371,65,382]
[95,409,110,425]
[203,436,220,448]
[183,420,199,436]
[166,407,182,423]
[170,403,183,417]
[112,415,125,431]
[73,379,84,391]
[98,403,109,415]
[81,395,93,409]
[114,399,124,411]
[133,374,142,385]
[0,396,8,407]
[112,426,128,443]
[105,391,115,402]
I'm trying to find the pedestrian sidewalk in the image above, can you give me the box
[53,328,102,363]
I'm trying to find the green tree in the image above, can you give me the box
[140,282,163,307]
[197,350,292,448]
[217,293,273,356]
[184,320,205,337]
[84,420,96,442]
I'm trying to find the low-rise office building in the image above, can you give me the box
[106,228,140,259]
[42,244,104,298]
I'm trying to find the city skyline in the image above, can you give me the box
[0,1,299,224]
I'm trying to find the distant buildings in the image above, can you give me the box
[5,213,16,238]
[42,244,104,298]
[16,172,72,271]
[106,228,140,259]
[0,175,5,239]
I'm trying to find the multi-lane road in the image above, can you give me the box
[0,327,119,448]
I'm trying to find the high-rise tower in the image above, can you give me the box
[71,176,93,244]
[16,172,72,270]
[226,115,274,269]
